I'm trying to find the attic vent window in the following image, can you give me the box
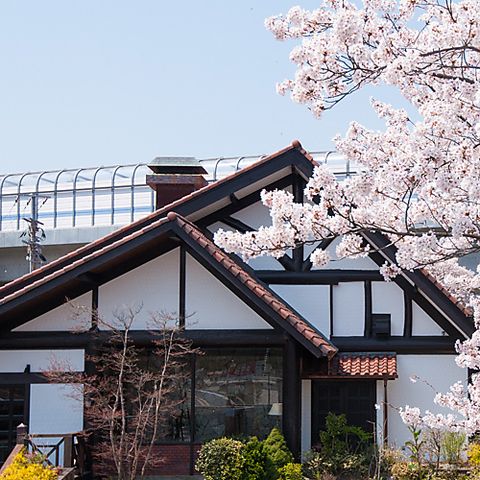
[372,314,391,336]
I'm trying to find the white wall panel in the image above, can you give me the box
[387,355,464,448]
[0,350,84,373]
[271,285,330,337]
[231,201,273,230]
[320,237,380,270]
[185,253,271,329]
[30,384,83,434]
[412,303,444,336]
[14,292,92,332]
[372,282,404,336]
[332,283,364,336]
[301,379,312,456]
[98,249,180,329]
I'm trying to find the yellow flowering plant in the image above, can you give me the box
[0,448,59,480]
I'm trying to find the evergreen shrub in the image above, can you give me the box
[196,427,295,480]
[278,462,303,480]
[263,427,295,479]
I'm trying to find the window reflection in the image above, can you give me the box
[195,348,282,442]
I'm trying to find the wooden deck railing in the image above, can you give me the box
[0,424,92,479]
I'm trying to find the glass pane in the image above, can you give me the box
[195,348,282,442]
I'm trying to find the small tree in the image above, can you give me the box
[262,427,294,480]
[46,304,196,480]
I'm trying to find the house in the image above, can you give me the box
[0,141,473,476]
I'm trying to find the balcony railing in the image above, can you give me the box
[0,152,361,233]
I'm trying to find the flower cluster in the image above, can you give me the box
[215,0,480,436]
[0,449,59,480]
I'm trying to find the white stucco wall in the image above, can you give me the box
[231,201,273,230]
[332,282,364,336]
[29,384,83,434]
[270,285,330,337]
[185,253,271,329]
[386,355,464,448]
[301,379,312,456]
[372,281,404,336]
[0,350,84,373]
[412,302,445,336]
[14,292,92,332]
[98,248,180,329]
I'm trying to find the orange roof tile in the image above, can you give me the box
[324,353,397,379]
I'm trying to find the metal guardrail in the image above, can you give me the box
[0,152,361,233]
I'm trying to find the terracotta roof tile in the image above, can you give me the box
[419,268,472,317]
[324,353,397,379]
[168,211,337,359]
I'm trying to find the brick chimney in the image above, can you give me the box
[146,157,208,210]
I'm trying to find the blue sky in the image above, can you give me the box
[0,1,410,175]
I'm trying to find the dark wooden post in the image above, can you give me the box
[16,424,27,446]
[63,435,73,468]
[283,336,301,460]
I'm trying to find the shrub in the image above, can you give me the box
[391,461,414,480]
[263,427,294,480]
[442,431,466,464]
[0,449,59,480]
[306,413,372,478]
[196,438,244,480]
[239,437,268,480]
[469,442,480,467]
[278,462,303,480]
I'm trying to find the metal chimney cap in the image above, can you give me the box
[149,156,198,167]
[147,156,208,174]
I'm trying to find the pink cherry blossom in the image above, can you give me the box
[215,0,480,436]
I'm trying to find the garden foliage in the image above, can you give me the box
[196,428,296,480]
[303,413,372,479]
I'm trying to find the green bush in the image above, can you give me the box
[239,437,269,480]
[196,438,244,480]
[278,462,303,480]
[263,427,295,480]
[442,431,466,464]
[303,413,372,478]
[197,428,294,480]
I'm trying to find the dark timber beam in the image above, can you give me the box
[257,270,384,284]
[364,280,372,338]
[283,335,301,460]
[332,336,457,354]
[0,329,286,350]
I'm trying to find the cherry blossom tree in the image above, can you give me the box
[214,0,480,435]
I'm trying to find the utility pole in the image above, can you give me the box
[21,194,47,272]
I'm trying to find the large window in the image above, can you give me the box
[142,347,283,443]
[194,348,282,442]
